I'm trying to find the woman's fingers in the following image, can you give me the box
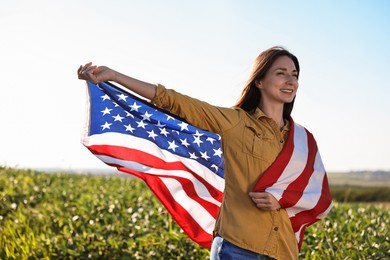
[249,192,281,211]
[77,63,98,81]
[77,65,85,79]
[84,66,97,76]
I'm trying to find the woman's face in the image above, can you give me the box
[257,55,299,107]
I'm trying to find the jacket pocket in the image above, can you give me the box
[242,124,272,159]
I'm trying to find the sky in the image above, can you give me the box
[0,0,389,173]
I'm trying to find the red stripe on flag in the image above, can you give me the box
[252,118,295,191]
[88,144,184,171]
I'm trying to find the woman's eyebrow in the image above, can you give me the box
[274,68,298,73]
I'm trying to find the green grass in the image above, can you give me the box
[1,167,389,259]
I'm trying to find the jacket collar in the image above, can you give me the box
[251,108,290,132]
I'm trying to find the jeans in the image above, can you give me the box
[210,235,273,260]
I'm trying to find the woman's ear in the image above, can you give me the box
[255,80,262,89]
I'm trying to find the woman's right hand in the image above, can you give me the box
[77,62,116,84]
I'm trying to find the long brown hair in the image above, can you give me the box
[235,46,300,119]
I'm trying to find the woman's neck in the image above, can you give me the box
[258,103,284,128]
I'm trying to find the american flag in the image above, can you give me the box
[82,81,225,248]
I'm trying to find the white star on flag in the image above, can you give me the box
[113,114,124,122]
[141,111,153,121]
[178,122,189,131]
[101,122,112,130]
[168,140,179,151]
[130,102,141,111]
[101,107,112,115]
[117,93,128,101]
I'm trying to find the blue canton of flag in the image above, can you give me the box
[87,81,224,178]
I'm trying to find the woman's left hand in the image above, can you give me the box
[249,192,281,211]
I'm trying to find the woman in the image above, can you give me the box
[78,46,331,259]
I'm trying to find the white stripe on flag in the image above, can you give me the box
[294,222,308,242]
[159,177,217,234]
[96,154,152,172]
[266,123,308,200]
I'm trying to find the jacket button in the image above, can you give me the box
[274,227,279,231]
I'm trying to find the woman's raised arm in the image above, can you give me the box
[77,62,156,100]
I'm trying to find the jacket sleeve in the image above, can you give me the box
[151,84,242,135]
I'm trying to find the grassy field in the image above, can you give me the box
[1,167,389,259]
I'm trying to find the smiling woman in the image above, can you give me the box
[235,47,300,124]
[251,56,298,126]
[77,46,332,260]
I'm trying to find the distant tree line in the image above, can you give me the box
[330,185,390,202]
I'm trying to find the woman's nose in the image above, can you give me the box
[286,75,297,86]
